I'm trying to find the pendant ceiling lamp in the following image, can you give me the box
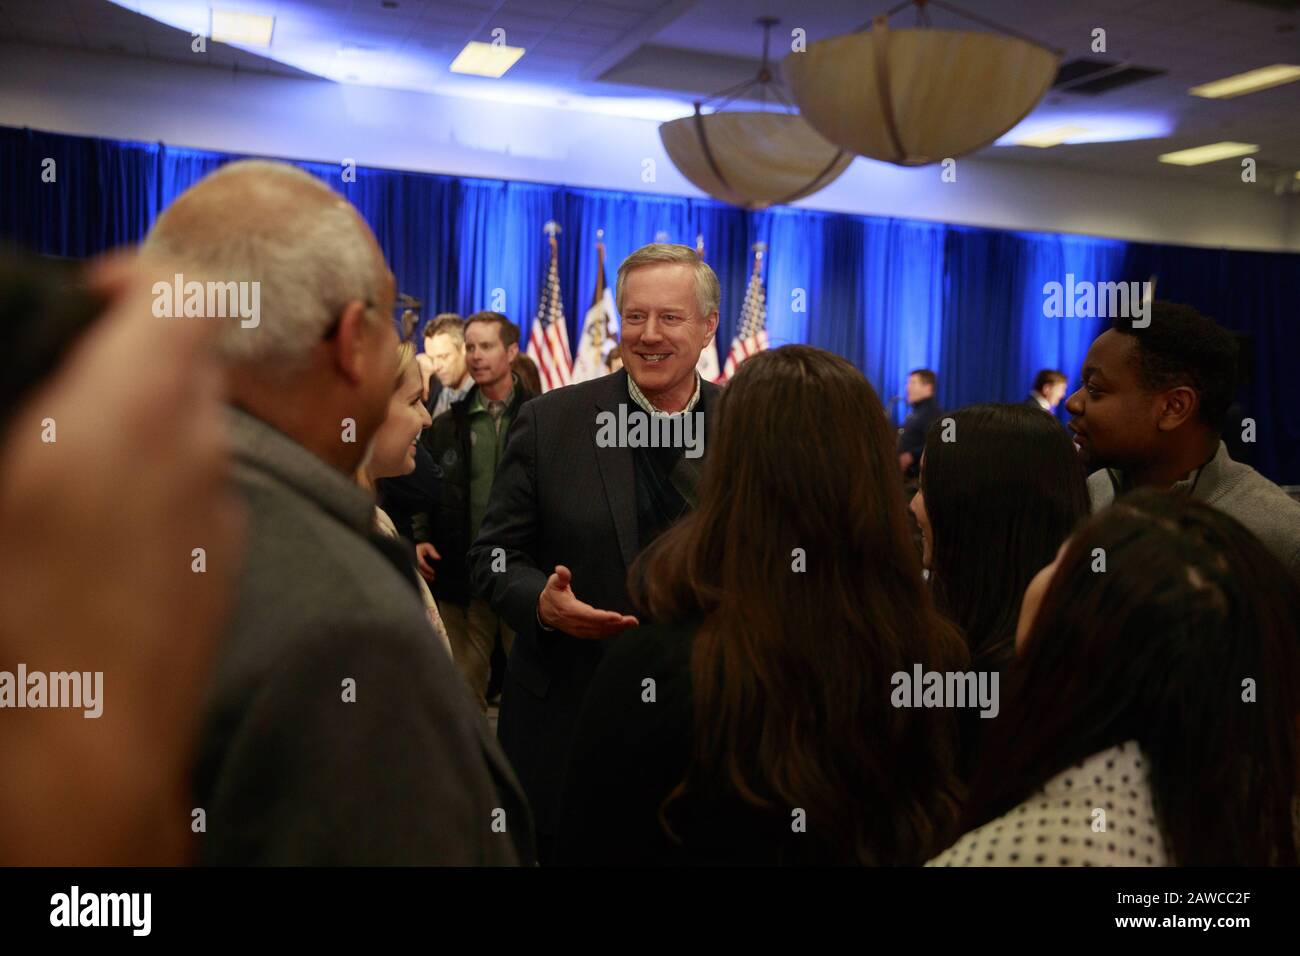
[659,17,853,210]
[782,0,1061,166]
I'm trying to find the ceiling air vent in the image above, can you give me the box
[1053,58,1165,95]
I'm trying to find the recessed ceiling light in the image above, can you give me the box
[449,40,525,78]
[1011,125,1094,148]
[1188,64,1300,99]
[210,10,275,49]
[1158,142,1258,166]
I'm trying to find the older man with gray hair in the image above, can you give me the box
[469,243,723,859]
[143,160,533,865]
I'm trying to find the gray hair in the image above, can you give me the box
[141,160,381,370]
[615,243,720,320]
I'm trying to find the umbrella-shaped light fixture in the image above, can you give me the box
[782,0,1061,166]
[659,17,853,210]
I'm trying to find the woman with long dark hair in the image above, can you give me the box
[930,489,1300,866]
[556,345,968,865]
[911,403,1089,676]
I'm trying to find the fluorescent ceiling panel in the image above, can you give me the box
[1157,142,1258,166]
[210,10,274,49]
[449,41,525,79]
[1188,65,1300,99]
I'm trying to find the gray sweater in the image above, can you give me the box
[193,408,534,865]
[1088,441,1300,577]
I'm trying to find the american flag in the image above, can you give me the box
[527,222,573,392]
[722,242,769,381]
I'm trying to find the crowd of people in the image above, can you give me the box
[2,159,1298,866]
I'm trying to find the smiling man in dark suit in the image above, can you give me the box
[469,243,723,860]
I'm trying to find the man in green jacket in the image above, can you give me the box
[416,311,534,710]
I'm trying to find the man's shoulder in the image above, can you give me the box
[1214,459,1300,537]
[526,373,622,419]
[229,467,429,643]
[212,480,450,731]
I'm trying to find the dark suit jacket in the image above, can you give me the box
[897,396,941,480]
[468,369,721,839]
[195,408,535,865]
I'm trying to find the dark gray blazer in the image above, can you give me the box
[193,408,534,865]
[468,369,721,840]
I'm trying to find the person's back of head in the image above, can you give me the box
[511,352,542,397]
[142,159,398,473]
[0,252,103,424]
[967,488,1300,865]
[634,344,967,864]
[918,403,1089,671]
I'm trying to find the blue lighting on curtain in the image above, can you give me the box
[2,124,1297,483]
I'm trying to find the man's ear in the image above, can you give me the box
[704,310,719,344]
[507,342,519,364]
[1156,385,1199,432]
[328,301,372,385]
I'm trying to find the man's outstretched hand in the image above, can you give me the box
[537,565,638,639]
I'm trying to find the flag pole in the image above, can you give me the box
[544,220,561,262]
[592,228,606,305]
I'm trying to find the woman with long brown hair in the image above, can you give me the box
[930,489,1300,866]
[556,345,968,864]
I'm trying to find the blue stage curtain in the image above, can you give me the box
[939,229,1132,424]
[1118,242,1300,483]
[3,123,1299,483]
[0,127,161,257]
[862,219,948,418]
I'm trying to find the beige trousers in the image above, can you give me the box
[439,597,515,713]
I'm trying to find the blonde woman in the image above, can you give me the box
[360,342,452,657]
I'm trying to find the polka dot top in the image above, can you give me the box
[926,741,1169,867]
